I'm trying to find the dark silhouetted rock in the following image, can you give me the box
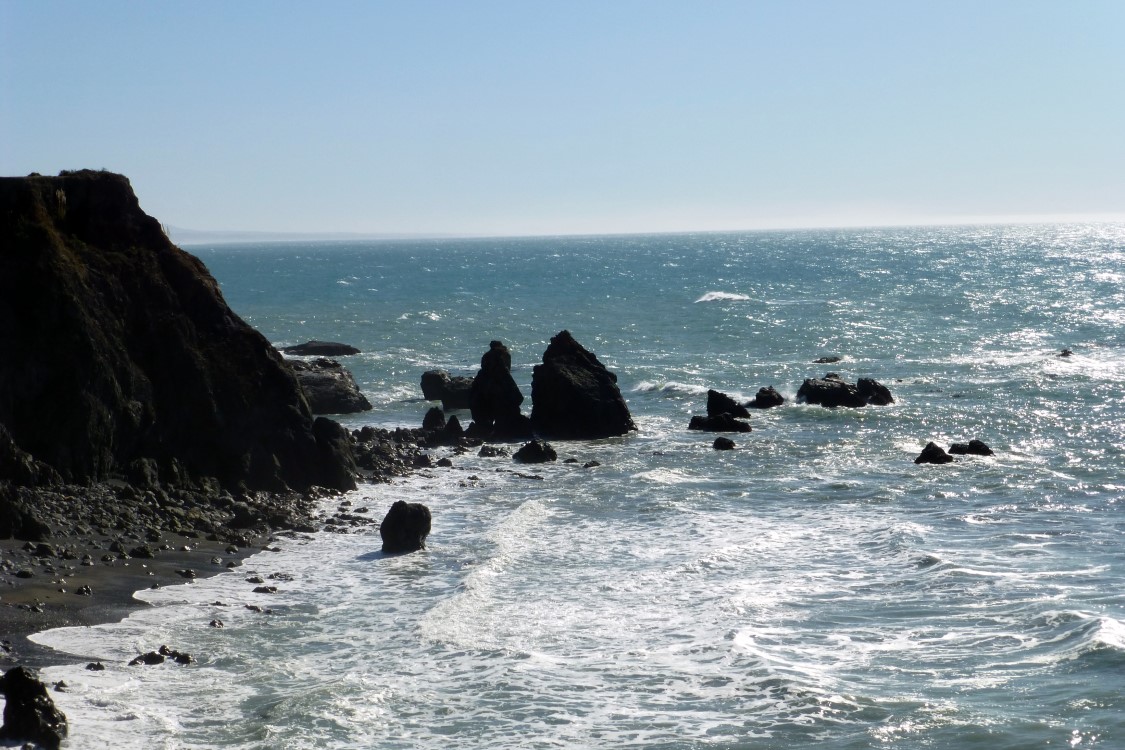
[312,417,358,492]
[797,374,894,408]
[949,439,994,456]
[380,500,432,553]
[706,389,750,418]
[0,170,355,493]
[813,356,841,364]
[915,442,954,464]
[469,341,527,438]
[422,407,446,431]
[747,386,785,409]
[688,414,751,432]
[281,340,360,356]
[530,331,636,439]
[0,666,68,750]
[513,439,558,463]
[288,358,372,414]
[421,370,474,410]
[479,445,508,458]
[713,437,736,450]
[129,651,166,666]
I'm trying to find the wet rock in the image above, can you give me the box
[688,414,751,433]
[530,330,636,439]
[281,341,360,356]
[129,651,166,666]
[797,374,894,408]
[915,442,954,464]
[479,445,508,458]
[706,389,750,418]
[0,666,68,750]
[289,358,372,414]
[583,461,601,468]
[747,386,785,409]
[513,439,558,464]
[252,586,278,594]
[949,439,994,456]
[713,437,736,450]
[813,356,841,364]
[84,663,105,672]
[422,407,446,431]
[379,500,432,553]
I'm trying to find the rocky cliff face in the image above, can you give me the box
[0,170,354,492]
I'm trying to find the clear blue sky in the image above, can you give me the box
[2,1,1123,235]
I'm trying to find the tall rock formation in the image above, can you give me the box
[0,170,354,492]
[530,330,636,439]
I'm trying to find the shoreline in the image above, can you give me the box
[1,532,270,670]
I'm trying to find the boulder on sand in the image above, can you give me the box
[530,330,636,439]
[379,500,431,553]
[288,358,372,414]
[0,666,68,750]
[796,373,894,408]
[706,389,750,418]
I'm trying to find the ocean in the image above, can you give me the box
[30,225,1125,749]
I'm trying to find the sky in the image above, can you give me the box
[2,1,1123,236]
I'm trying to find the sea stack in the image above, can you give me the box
[530,330,636,439]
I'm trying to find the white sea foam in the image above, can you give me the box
[694,291,750,303]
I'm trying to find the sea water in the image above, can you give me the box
[27,225,1125,749]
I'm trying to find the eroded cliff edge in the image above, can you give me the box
[0,170,354,495]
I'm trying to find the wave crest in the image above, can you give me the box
[695,291,750,303]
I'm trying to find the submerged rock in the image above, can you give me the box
[530,331,636,439]
[0,666,68,750]
[380,500,432,553]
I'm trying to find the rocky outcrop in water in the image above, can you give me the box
[288,358,372,415]
[0,170,355,493]
[530,331,636,439]
[796,374,894,408]
[915,442,954,464]
[747,386,785,409]
[380,500,431,553]
[949,439,994,456]
[281,340,360,356]
[0,666,68,750]
[688,414,752,433]
[420,370,473,410]
[514,439,557,463]
[707,389,750,418]
[469,341,533,439]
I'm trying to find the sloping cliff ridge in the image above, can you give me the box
[0,170,353,493]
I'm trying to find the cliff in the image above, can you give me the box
[0,170,354,493]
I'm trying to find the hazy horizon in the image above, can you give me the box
[4,1,1123,236]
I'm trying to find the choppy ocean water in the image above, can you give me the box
[28,225,1125,749]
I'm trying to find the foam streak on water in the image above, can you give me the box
[29,225,1125,748]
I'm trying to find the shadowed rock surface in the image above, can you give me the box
[513,439,558,463]
[420,370,473,410]
[530,330,636,439]
[288,358,372,415]
[0,666,67,749]
[469,341,532,440]
[949,439,994,456]
[0,170,353,493]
